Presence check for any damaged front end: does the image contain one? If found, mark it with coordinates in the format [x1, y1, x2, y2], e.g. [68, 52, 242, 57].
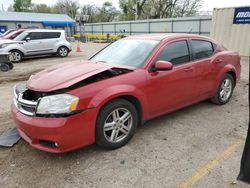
[13, 67, 132, 117]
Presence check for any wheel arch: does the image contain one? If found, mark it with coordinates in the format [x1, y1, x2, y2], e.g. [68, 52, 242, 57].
[9, 49, 24, 56]
[88, 85, 148, 125]
[57, 45, 69, 52]
[226, 70, 236, 86]
[100, 95, 143, 126]
[212, 65, 237, 96]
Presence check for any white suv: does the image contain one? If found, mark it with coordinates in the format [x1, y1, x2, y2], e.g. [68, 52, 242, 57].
[0, 29, 72, 62]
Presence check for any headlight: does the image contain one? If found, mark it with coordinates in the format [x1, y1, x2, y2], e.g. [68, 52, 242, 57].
[36, 94, 79, 115]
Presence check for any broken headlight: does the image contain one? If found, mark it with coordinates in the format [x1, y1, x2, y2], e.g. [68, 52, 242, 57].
[36, 94, 79, 115]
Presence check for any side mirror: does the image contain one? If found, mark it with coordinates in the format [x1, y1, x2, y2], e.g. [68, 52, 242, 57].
[25, 37, 31, 42]
[154, 60, 173, 71]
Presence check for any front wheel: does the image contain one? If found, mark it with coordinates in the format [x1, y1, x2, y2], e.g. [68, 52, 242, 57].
[10, 50, 22, 63]
[57, 46, 69, 57]
[210, 73, 234, 105]
[96, 99, 138, 149]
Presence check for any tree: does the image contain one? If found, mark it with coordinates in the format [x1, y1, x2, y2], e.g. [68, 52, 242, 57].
[13, 0, 32, 12]
[81, 4, 98, 23]
[32, 4, 52, 13]
[119, 0, 148, 20]
[81, 2, 119, 23]
[120, 0, 203, 20]
[7, 5, 14, 12]
[53, 0, 80, 19]
[174, 0, 202, 17]
[97, 2, 119, 22]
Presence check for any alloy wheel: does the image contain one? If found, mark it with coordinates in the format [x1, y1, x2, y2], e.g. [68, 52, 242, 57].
[220, 78, 232, 102]
[11, 51, 21, 62]
[59, 47, 68, 57]
[103, 108, 133, 143]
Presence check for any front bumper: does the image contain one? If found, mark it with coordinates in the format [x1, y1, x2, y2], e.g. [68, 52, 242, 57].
[11, 104, 97, 153]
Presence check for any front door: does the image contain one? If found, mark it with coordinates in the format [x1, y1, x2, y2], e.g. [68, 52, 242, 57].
[146, 40, 197, 117]
[21, 32, 43, 55]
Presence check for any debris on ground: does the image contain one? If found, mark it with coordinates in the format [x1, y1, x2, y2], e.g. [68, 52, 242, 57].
[0, 128, 21, 147]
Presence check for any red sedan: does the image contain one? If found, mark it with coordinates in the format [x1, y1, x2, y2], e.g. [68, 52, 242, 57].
[11, 34, 241, 153]
[1, 29, 26, 40]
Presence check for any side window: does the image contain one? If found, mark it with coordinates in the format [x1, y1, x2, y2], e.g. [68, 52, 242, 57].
[156, 40, 190, 66]
[190, 40, 214, 60]
[28, 32, 43, 40]
[51, 32, 61, 38]
[41, 32, 61, 39]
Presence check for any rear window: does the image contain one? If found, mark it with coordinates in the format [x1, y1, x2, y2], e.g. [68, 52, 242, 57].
[190, 40, 214, 60]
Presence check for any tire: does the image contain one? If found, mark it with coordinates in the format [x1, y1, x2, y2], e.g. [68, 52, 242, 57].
[96, 99, 138, 149]
[0, 64, 9, 72]
[10, 50, 23, 63]
[210, 73, 235, 105]
[6, 62, 13, 70]
[57, 46, 69, 57]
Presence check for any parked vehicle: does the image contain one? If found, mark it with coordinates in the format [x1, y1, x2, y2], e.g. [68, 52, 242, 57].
[0, 29, 16, 38]
[0, 29, 26, 40]
[11, 34, 241, 153]
[0, 29, 72, 62]
[0, 53, 14, 72]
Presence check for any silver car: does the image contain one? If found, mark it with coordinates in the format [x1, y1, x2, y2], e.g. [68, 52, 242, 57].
[0, 29, 72, 62]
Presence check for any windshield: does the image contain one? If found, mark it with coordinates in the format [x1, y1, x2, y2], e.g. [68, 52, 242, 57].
[90, 39, 159, 68]
[14, 32, 29, 41]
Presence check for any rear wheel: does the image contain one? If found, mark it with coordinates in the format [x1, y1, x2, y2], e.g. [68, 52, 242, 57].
[57, 46, 69, 57]
[96, 99, 138, 149]
[10, 50, 22, 63]
[210, 73, 234, 105]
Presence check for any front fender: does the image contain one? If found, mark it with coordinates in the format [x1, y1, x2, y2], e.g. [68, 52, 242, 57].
[88, 84, 149, 119]
[7, 45, 25, 54]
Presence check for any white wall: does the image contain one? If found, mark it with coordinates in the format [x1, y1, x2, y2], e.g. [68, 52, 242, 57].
[211, 7, 250, 57]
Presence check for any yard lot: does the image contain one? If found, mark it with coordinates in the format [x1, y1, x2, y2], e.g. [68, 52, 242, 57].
[0, 42, 249, 188]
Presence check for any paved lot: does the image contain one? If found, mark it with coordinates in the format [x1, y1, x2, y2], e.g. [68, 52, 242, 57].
[0, 42, 249, 188]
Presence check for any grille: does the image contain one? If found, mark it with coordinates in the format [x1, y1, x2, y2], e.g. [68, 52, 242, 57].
[13, 85, 38, 116]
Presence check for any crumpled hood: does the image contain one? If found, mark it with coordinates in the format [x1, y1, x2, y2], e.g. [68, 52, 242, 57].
[27, 60, 133, 92]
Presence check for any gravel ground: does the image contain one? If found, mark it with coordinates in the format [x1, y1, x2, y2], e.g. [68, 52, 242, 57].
[0, 42, 249, 188]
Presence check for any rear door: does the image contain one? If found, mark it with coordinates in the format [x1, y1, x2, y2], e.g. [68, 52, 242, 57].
[146, 40, 197, 117]
[40, 32, 61, 53]
[189, 39, 216, 97]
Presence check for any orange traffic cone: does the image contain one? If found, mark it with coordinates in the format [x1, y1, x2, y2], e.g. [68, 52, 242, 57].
[76, 41, 81, 52]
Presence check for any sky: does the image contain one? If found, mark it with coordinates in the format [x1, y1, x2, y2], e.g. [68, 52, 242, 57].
[0, 0, 249, 12]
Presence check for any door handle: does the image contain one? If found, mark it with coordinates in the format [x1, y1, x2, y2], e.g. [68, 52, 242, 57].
[215, 59, 223, 63]
[184, 67, 194, 72]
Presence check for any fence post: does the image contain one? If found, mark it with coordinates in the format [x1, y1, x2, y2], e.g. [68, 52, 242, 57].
[101, 24, 103, 34]
[114, 23, 116, 35]
[129, 22, 132, 35]
[171, 20, 174, 33]
[149, 21, 151, 33]
[199, 19, 202, 35]
[91, 25, 93, 34]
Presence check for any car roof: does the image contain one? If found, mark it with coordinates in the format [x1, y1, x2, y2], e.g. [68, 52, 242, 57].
[24, 29, 64, 33]
[125, 33, 213, 42]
